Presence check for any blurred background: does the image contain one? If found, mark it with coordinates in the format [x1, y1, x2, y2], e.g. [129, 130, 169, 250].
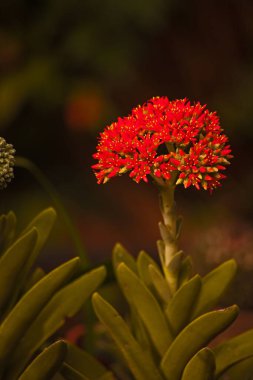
[1, 0, 253, 307]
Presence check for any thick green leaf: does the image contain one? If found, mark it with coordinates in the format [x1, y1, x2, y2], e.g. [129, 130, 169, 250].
[117, 263, 173, 356]
[148, 264, 171, 304]
[64, 342, 115, 380]
[19, 341, 67, 380]
[21, 207, 57, 253]
[161, 305, 239, 380]
[181, 348, 215, 380]
[191, 260, 237, 319]
[22, 267, 45, 293]
[6, 266, 106, 379]
[92, 293, 163, 380]
[112, 243, 138, 275]
[137, 250, 160, 291]
[165, 275, 201, 335]
[178, 256, 193, 287]
[61, 364, 88, 380]
[0, 228, 37, 314]
[214, 328, 253, 376]
[7, 208, 58, 310]
[217, 355, 253, 380]
[0, 211, 17, 252]
[0, 258, 79, 366]
[17, 208, 57, 282]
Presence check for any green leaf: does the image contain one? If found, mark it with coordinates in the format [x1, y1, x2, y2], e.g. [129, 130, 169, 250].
[181, 348, 215, 380]
[165, 275, 201, 335]
[0, 228, 37, 314]
[112, 243, 138, 275]
[117, 263, 173, 356]
[0, 258, 79, 367]
[8, 208, 57, 308]
[18, 207, 57, 276]
[19, 341, 67, 380]
[191, 260, 237, 320]
[148, 264, 171, 304]
[137, 250, 160, 291]
[22, 267, 45, 293]
[216, 355, 253, 380]
[0, 211, 17, 252]
[213, 328, 253, 376]
[160, 305, 239, 380]
[92, 293, 164, 380]
[6, 266, 106, 379]
[64, 342, 115, 380]
[61, 364, 88, 380]
[178, 256, 193, 287]
[21, 207, 57, 253]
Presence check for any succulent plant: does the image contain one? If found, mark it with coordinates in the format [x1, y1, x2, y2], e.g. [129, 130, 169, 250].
[0, 207, 107, 380]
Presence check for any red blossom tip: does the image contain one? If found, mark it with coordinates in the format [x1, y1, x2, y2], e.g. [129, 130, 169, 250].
[92, 96, 232, 191]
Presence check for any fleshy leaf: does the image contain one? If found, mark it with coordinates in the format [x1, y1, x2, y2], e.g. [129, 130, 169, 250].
[148, 264, 171, 304]
[165, 275, 201, 335]
[137, 250, 160, 291]
[213, 328, 253, 376]
[0, 211, 16, 253]
[92, 293, 164, 380]
[191, 260, 237, 320]
[0, 258, 79, 367]
[61, 364, 88, 380]
[6, 266, 106, 379]
[22, 267, 46, 293]
[112, 243, 138, 274]
[178, 256, 193, 287]
[0, 228, 37, 314]
[117, 263, 173, 356]
[64, 342, 115, 380]
[216, 355, 253, 380]
[18, 341, 67, 380]
[160, 305, 239, 380]
[181, 348, 216, 380]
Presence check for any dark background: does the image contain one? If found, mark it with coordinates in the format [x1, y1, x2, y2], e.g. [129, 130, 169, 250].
[1, 0, 253, 305]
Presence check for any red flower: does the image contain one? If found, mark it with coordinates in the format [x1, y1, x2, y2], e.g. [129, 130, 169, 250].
[92, 97, 232, 191]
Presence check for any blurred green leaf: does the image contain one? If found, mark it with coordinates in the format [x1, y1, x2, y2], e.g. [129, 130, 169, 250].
[216, 355, 253, 380]
[0, 257, 79, 367]
[181, 348, 215, 380]
[137, 250, 160, 291]
[178, 256, 193, 287]
[19, 341, 67, 380]
[214, 328, 253, 377]
[61, 364, 88, 380]
[92, 292, 163, 380]
[21, 207, 57, 255]
[117, 263, 173, 356]
[165, 275, 201, 335]
[0, 211, 16, 254]
[112, 243, 138, 275]
[22, 267, 46, 293]
[64, 342, 115, 380]
[161, 305, 239, 380]
[0, 228, 37, 315]
[6, 266, 106, 379]
[7, 208, 58, 308]
[191, 259, 237, 320]
[148, 264, 171, 304]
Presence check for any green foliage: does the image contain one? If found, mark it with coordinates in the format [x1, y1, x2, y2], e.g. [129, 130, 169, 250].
[92, 243, 253, 380]
[0, 208, 106, 380]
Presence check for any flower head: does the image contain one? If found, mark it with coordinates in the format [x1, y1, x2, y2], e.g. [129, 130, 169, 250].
[0, 137, 15, 189]
[92, 97, 232, 191]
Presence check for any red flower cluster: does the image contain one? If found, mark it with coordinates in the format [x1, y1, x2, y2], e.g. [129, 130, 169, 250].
[92, 97, 232, 191]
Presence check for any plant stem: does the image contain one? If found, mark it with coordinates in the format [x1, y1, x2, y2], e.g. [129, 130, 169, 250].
[155, 179, 183, 294]
[15, 156, 90, 269]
